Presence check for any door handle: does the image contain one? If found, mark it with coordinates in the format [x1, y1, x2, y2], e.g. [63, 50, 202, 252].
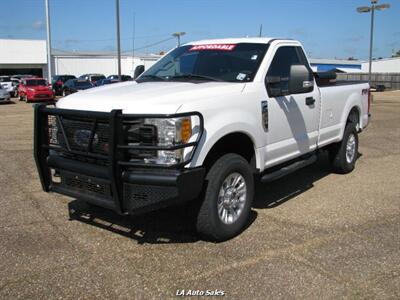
[305, 97, 315, 106]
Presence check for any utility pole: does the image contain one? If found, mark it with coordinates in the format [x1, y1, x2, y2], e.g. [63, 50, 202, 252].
[357, 0, 390, 83]
[116, 0, 121, 77]
[44, 0, 52, 82]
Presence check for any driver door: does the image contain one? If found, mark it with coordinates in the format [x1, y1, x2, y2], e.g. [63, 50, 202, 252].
[263, 45, 320, 168]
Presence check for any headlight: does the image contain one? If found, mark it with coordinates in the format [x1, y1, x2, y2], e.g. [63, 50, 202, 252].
[142, 117, 192, 165]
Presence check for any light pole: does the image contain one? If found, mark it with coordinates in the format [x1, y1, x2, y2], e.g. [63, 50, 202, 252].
[172, 32, 186, 47]
[357, 0, 390, 83]
[44, 0, 52, 82]
[115, 0, 121, 77]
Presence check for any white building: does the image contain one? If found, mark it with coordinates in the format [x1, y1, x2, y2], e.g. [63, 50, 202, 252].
[0, 38, 161, 78]
[0, 39, 48, 77]
[361, 57, 400, 73]
[52, 49, 160, 77]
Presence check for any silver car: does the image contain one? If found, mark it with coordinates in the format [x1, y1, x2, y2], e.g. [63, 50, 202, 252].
[0, 85, 11, 103]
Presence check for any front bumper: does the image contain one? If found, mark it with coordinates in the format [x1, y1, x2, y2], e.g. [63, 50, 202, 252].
[28, 93, 54, 101]
[34, 104, 205, 215]
[0, 95, 10, 102]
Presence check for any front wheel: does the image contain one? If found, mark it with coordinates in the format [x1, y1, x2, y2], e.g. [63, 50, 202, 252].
[196, 153, 254, 241]
[329, 122, 359, 174]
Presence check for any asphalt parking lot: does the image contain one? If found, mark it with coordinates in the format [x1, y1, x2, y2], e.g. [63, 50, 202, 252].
[0, 91, 399, 299]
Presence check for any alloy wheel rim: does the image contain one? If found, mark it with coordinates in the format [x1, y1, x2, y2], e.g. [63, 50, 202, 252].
[217, 172, 247, 225]
[346, 133, 356, 163]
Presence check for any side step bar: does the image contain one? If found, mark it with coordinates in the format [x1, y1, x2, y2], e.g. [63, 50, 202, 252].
[261, 154, 317, 183]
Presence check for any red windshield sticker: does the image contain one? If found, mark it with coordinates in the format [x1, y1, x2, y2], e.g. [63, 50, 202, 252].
[189, 44, 237, 51]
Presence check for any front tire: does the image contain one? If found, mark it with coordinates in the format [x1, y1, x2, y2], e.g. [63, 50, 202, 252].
[329, 122, 359, 174]
[196, 153, 254, 241]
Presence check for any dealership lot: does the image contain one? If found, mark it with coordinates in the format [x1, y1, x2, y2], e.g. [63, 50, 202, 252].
[0, 92, 399, 299]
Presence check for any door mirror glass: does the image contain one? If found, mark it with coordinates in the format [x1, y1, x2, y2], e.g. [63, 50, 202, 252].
[289, 65, 313, 94]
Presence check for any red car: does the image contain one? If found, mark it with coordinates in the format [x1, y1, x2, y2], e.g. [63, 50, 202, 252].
[18, 78, 54, 102]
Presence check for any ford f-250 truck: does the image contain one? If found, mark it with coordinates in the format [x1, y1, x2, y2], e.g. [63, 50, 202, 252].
[34, 38, 370, 241]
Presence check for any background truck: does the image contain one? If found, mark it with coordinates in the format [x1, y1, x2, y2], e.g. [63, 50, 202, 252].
[34, 37, 370, 241]
[0, 76, 17, 97]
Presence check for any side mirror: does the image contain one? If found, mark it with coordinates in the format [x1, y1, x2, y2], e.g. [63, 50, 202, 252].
[134, 65, 145, 79]
[289, 65, 313, 94]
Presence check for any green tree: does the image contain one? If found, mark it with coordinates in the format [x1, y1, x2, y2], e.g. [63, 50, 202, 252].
[393, 50, 400, 57]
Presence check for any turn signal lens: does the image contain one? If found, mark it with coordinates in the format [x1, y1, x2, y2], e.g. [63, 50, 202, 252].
[180, 118, 192, 143]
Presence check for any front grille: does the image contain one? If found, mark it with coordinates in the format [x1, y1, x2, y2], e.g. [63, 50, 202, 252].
[47, 115, 111, 156]
[46, 114, 159, 167]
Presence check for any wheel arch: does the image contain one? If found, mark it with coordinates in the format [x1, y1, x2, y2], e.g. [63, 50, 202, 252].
[197, 131, 259, 173]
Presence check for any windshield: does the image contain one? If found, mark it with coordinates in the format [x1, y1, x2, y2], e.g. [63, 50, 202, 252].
[0, 77, 11, 82]
[26, 79, 47, 86]
[138, 43, 269, 83]
[75, 81, 92, 88]
[91, 75, 105, 81]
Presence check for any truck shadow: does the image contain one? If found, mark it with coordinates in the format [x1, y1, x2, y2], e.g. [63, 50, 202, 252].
[253, 152, 332, 209]
[68, 151, 360, 244]
[68, 199, 258, 244]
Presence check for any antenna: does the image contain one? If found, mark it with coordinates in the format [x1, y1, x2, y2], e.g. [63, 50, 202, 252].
[259, 24, 263, 37]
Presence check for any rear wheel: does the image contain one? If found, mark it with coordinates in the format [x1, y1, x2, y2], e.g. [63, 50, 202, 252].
[196, 153, 254, 241]
[329, 122, 359, 174]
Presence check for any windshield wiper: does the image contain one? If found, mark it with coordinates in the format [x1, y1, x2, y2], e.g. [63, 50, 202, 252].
[170, 74, 224, 82]
[136, 74, 166, 82]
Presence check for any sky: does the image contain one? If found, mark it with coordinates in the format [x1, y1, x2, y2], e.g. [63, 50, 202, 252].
[0, 0, 399, 60]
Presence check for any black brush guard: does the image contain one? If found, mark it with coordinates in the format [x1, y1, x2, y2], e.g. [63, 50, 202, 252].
[34, 104, 205, 214]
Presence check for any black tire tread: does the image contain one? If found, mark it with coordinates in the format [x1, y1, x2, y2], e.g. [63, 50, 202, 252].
[330, 122, 358, 174]
[196, 153, 254, 241]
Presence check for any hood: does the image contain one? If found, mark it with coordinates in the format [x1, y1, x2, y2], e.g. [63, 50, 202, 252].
[56, 81, 245, 114]
[28, 85, 50, 91]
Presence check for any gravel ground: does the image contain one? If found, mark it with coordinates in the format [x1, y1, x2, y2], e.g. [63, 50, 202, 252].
[0, 91, 399, 299]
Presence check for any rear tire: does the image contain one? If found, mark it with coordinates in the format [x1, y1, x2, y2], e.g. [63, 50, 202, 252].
[329, 122, 359, 174]
[196, 153, 254, 242]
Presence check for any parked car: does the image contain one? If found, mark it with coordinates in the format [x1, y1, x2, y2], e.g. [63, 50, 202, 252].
[0, 85, 11, 103]
[78, 74, 105, 85]
[61, 79, 94, 96]
[34, 37, 371, 241]
[0, 76, 17, 97]
[107, 75, 132, 81]
[96, 78, 120, 86]
[52, 75, 77, 96]
[18, 78, 54, 102]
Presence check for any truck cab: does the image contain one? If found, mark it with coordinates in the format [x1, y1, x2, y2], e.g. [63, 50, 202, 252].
[34, 38, 370, 241]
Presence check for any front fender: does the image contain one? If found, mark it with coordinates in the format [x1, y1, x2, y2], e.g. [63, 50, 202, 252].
[187, 109, 263, 169]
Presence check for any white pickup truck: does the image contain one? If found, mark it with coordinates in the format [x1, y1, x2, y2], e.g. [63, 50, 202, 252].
[0, 76, 17, 97]
[34, 38, 370, 241]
